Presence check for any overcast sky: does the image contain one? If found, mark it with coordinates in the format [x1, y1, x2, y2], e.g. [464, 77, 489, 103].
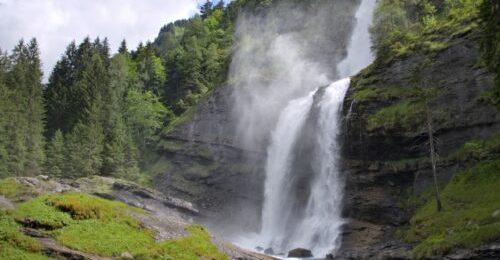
[0, 0, 228, 82]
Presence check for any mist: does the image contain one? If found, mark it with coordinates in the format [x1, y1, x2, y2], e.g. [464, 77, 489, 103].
[230, 0, 361, 152]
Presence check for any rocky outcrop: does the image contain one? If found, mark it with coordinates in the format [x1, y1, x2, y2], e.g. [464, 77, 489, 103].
[337, 32, 500, 259]
[155, 85, 267, 235]
[0, 175, 274, 260]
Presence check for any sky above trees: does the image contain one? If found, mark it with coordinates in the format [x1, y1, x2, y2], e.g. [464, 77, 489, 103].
[0, 0, 229, 81]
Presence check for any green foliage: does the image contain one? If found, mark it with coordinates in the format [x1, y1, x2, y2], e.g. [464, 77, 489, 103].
[155, 3, 232, 115]
[0, 39, 45, 177]
[367, 100, 426, 132]
[44, 130, 65, 176]
[353, 85, 420, 103]
[449, 133, 500, 161]
[135, 225, 228, 260]
[478, 0, 500, 108]
[125, 88, 171, 148]
[404, 158, 500, 258]
[371, 0, 483, 62]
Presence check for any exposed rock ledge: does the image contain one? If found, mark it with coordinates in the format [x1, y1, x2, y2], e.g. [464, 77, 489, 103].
[0, 175, 274, 260]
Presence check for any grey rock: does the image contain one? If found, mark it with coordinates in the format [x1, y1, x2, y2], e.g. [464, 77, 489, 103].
[338, 33, 499, 259]
[120, 252, 134, 259]
[492, 209, 500, 218]
[287, 248, 313, 258]
[0, 195, 14, 209]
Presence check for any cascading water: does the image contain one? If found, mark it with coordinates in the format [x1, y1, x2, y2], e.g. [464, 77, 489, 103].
[255, 0, 376, 257]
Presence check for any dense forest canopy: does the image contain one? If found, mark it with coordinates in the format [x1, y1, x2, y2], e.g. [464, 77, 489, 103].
[0, 0, 497, 182]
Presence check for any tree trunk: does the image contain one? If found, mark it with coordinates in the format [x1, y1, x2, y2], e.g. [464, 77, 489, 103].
[426, 101, 442, 211]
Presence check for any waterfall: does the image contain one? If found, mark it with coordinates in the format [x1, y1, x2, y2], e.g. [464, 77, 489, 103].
[256, 0, 376, 257]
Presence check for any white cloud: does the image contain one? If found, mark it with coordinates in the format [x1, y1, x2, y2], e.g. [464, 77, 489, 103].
[0, 0, 206, 81]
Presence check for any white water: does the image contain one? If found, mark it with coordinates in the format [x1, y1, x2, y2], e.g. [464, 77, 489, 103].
[255, 0, 376, 257]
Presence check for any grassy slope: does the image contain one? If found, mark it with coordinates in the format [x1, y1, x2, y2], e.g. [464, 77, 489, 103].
[0, 210, 50, 260]
[0, 192, 227, 259]
[402, 133, 500, 259]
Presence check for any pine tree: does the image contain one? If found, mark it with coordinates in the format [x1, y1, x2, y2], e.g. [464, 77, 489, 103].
[201, 1, 213, 19]
[45, 42, 78, 136]
[0, 49, 9, 177]
[4, 40, 30, 176]
[101, 54, 129, 176]
[23, 38, 45, 175]
[118, 39, 128, 55]
[45, 130, 65, 176]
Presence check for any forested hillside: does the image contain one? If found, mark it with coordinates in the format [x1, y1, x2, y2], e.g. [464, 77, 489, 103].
[0, 0, 282, 182]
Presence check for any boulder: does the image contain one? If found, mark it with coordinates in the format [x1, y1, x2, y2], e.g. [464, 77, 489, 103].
[287, 248, 313, 258]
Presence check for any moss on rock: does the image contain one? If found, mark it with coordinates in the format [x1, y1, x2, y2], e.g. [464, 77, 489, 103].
[404, 158, 500, 259]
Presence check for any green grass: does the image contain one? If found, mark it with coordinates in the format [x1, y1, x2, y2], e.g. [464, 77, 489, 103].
[54, 219, 155, 256]
[135, 225, 228, 260]
[0, 178, 29, 199]
[367, 100, 426, 132]
[0, 244, 51, 260]
[10, 192, 227, 259]
[0, 210, 50, 260]
[404, 158, 500, 259]
[14, 196, 74, 229]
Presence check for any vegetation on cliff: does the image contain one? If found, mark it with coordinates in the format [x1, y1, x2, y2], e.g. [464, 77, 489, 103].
[405, 157, 500, 258]
[346, 0, 500, 258]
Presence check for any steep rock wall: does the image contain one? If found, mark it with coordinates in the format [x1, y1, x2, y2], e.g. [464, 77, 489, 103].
[338, 32, 500, 259]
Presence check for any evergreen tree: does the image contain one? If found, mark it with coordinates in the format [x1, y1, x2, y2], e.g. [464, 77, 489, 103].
[135, 43, 166, 96]
[2, 39, 45, 176]
[201, 1, 214, 19]
[101, 54, 129, 176]
[45, 130, 65, 176]
[45, 42, 78, 136]
[0, 49, 9, 177]
[118, 39, 128, 55]
[23, 38, 45, 175]
[64, 119, 103, 177]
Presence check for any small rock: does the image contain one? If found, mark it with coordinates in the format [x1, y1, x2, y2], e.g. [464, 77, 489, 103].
[492, 209, 500, 218]
[255, 246, 264, 251]
[0, 196, 14, 210]
[264, 247, 274, 255]
[326, 253, 335, 259]
[37, 175, 50, 181]
[288, 248, 313, 258]
[121, 252, 133, 259]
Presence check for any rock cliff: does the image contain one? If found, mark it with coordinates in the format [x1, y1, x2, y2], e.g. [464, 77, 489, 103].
[337, 32, 500, 259]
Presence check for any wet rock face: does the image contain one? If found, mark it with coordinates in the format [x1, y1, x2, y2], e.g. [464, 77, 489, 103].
[337, 34, 500, 259]
[287, 248, 313, 258]
[155, 85, 267, 235]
